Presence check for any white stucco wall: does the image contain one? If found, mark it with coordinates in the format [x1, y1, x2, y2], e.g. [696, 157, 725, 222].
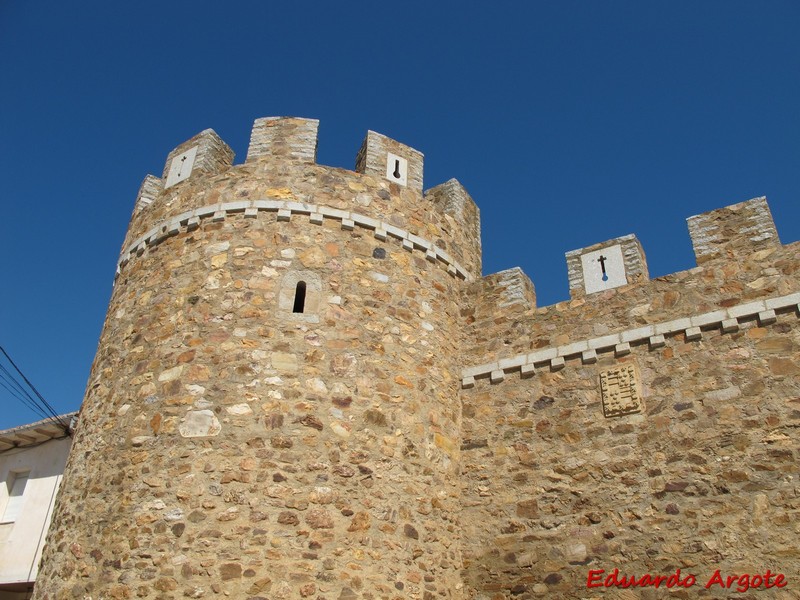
[0, 437, 71, 587]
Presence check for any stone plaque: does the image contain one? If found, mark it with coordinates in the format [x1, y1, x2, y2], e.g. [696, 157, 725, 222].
[599, 364, 642, 418]
[385, 152, 408, 186]
[165, 146, 198, 188]
[580, 244, 627, 294]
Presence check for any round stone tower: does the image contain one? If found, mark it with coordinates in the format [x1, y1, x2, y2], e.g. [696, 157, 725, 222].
[33, 117, 482, 599]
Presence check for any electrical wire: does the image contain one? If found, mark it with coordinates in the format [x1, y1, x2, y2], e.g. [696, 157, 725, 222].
[0, 362, 51, 420]
[1, 346, 65, 422]
[0, 374, 50, 421]
[0, 345, 70, 431]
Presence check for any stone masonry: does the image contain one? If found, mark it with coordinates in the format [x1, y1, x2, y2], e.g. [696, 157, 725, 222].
[32, 117, 799, 599]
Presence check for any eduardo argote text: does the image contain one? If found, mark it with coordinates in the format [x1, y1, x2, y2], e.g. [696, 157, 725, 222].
[587, 568, 787, 593]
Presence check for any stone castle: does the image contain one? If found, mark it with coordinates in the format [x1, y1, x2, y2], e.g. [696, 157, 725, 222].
[32, 118, 799, 599]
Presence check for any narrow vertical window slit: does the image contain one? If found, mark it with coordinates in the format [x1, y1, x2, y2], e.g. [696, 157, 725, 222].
[293, 281, 307, 313]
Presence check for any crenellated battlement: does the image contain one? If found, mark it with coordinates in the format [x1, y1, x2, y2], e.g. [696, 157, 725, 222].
[461, 195, 798, 387]
[124, 116, 482, 280]
[136, 117, 430, 204]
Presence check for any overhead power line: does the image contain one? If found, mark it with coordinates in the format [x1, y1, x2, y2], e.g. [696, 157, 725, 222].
[0, 345, 70, 432]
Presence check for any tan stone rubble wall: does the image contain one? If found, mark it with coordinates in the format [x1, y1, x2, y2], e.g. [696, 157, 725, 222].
[459, 205, 799, 598]
[33, 120, 481, 600]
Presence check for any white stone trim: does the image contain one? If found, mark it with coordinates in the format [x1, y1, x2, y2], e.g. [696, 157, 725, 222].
[461, 291, 800, 387]
[117, 199, 473, 282]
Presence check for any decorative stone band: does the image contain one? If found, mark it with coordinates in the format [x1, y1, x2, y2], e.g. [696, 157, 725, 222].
[116, 199, 473, 282]
[461, 291, 800, 388]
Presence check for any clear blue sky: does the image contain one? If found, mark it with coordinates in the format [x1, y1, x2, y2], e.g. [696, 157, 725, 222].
[1, 1, 798, 429]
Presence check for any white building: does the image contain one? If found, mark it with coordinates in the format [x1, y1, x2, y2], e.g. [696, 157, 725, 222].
[0, 415, 75, 600]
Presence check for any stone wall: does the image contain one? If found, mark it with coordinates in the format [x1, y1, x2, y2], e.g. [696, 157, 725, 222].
[459, 200, 799, 598]
[31, 117, 799, 600]
[33, 118, 481, 600]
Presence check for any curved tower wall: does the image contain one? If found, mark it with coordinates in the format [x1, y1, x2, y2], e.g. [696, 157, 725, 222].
[33, 117, 481, 599]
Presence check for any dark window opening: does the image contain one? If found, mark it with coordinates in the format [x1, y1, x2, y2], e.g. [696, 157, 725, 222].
[392, 159, 402, 179]
[292, 281, 307, 313]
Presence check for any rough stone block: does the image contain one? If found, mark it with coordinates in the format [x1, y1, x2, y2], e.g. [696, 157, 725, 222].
[687, 197, 780, 264]
[721, 318, 740, 333]
[685, 326, 702, 341]
[134, 175, 163, 212]
[425, 179, 482, 277]
[614, 342, 631, 357]
[246, 117, 319, 164]
[758, 309, 777, 325]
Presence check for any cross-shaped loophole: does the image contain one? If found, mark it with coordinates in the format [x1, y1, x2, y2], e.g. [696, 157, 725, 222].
[598, 255, 609, 281]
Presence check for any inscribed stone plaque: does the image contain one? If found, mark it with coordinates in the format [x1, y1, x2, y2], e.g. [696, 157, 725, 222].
[599, 364, 642, 418]
[165, 146, 198, 188]
[385, 152, 408, 186]
[581, 244, 627, 294]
